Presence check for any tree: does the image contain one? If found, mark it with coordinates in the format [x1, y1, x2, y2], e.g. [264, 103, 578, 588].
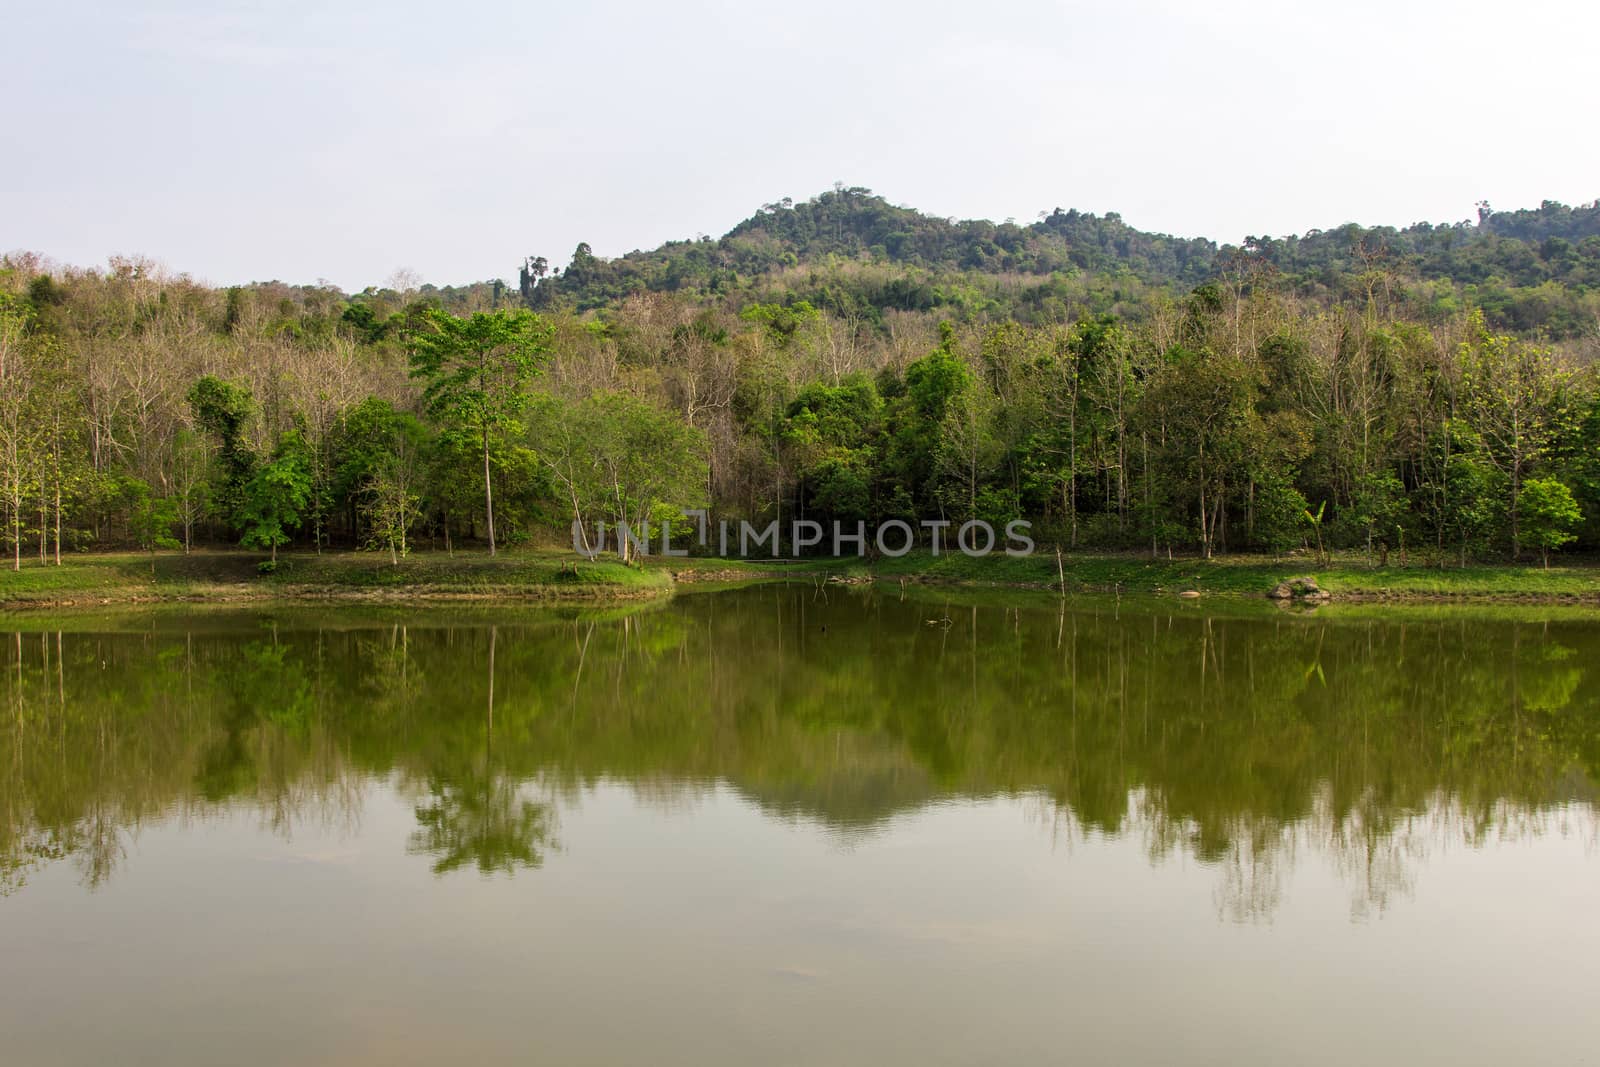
[36, 359, 85, 567]
[0, 298, 41, 571]
[285, 336, 366, 554]
[119, 477, 180, 573]
[526, 392, 608, 555]
[1137, 348, 1257, 559]
[1520, 478, 1581, 568]
[237, 432, 313, 564]
[1442, 450, 1502, 567]
[409, 309, 552, 556]
[1075, 317, 1138, 535]
[778, 375, 882, 526]
[0, 411, 35, 571]
[187, 376, 256, 527]
[170, 428, 213, 553]
[334, 398, 422, 544]
[934, 380, 1001, 521]
[1021, 326, 1084, 546]
[1349, 470, 1408, 565]
[1253, 478, 1309, 556]
[1457, 314, 1574, 559]
[361, 419, 428, 565]
[529, 392, 708, 562]
[888, 322, 972, 515]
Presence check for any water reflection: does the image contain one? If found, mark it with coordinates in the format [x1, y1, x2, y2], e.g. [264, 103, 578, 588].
[3, 588, 1598, 918]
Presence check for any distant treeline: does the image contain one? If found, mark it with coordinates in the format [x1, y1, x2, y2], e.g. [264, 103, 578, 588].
[521, 188, 1600, 340]
[1, 188, 1597, 568]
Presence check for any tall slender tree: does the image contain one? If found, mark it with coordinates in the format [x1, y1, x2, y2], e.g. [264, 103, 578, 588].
[409, 309, 551, 555]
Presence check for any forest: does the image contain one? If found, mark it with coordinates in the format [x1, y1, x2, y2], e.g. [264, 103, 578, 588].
[1, 187, 1598, 571]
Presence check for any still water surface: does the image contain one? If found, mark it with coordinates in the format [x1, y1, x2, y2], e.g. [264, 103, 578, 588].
[2, 586, 1598, 1065]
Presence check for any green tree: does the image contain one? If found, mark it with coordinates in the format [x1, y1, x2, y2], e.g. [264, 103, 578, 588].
[362, 419, 429, 565]
[1017, 327, 1083, 545]
[588, 392, 709, 562]
[409, 309, 552, 555]
[1442, 449, 1502, 566]
[934, 379, 1001, 521]
[1136, 349, 1258, 558]
[1520, 478, 1581, 568]
[780, 375, 882, 525]
[0, 297, 41, 570]
[1457, 315, 1575, 559]
[238, 431, 313, 564]
[529, 392, 707, 562]
[117, 476, 180, 573]
[186, 376, 256, 527]
[333, 397, 430, 550]
[887, 323, 972, 513]
[1349, 470, 1408, 565]
[1253, 478, 1309, 556]
[170, 428, 213, 553]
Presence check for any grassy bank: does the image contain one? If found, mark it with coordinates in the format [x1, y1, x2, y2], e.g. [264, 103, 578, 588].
[0, 549, 670, 608]
[664, 549, 1600, 601]
[5, 547, 1600, 609]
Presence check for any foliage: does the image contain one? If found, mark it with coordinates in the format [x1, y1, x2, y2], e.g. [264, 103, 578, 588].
[1254, 478, 1310, 556]
[238, 432, 313, 562]
[187, 375, 256, 524]
[409, 308, 552, 555]
[3, 189, 1600, 567]
[115, 476, 181, 557]
[527, 391, 708, 562]
[1520, 478, 1582, 567]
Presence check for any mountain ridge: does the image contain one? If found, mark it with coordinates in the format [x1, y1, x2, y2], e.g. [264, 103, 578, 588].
[514, 187, 1600, 338]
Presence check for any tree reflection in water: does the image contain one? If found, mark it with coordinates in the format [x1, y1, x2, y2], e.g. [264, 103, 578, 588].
[3, 588, 1598, 917]
[409, 774, 557, 876]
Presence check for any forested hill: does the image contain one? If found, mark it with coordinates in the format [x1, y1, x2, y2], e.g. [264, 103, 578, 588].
[519, 187, 1600, 338]
[5, 185, 1600, 571]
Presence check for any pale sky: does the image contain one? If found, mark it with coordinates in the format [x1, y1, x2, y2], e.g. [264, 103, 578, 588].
[6, 0, 1597, 291]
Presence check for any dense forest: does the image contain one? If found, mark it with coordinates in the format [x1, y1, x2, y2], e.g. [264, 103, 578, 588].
[2, 188, 1598, 569]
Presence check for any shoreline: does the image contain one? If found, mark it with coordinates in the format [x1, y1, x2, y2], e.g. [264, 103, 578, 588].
[3, 548, 1600, 611]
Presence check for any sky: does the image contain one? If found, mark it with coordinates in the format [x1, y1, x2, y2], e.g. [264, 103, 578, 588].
[6, 0, 1598, 291]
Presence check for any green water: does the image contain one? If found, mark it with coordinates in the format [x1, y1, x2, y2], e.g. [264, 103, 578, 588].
[2, 586, 1598, 1065]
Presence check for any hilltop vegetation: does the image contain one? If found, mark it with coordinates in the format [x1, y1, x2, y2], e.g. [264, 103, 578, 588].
[1, 187, 1598, 579]
[521, 187, 1600, 339]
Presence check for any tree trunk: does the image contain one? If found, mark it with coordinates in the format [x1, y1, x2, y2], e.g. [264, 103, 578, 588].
[1144, 432, 1155, 560]
[1510, 465, 1521, 561]
[1068, 407, 1078, 549]
[482, 426, 496, 556]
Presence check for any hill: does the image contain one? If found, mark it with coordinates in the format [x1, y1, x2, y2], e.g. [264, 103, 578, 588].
[519, 187, 1600, 338]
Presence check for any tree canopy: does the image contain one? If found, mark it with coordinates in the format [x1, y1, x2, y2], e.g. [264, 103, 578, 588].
[0, 188, 1597, 568]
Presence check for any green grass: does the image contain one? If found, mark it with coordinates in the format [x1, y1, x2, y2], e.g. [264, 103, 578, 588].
[0, 548, 671, 608]
[5, 546, 1599, 609]
[660, 547, 1600, 600]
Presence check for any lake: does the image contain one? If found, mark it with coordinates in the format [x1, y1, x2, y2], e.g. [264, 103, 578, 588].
[2, 585, 1597, 1065]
